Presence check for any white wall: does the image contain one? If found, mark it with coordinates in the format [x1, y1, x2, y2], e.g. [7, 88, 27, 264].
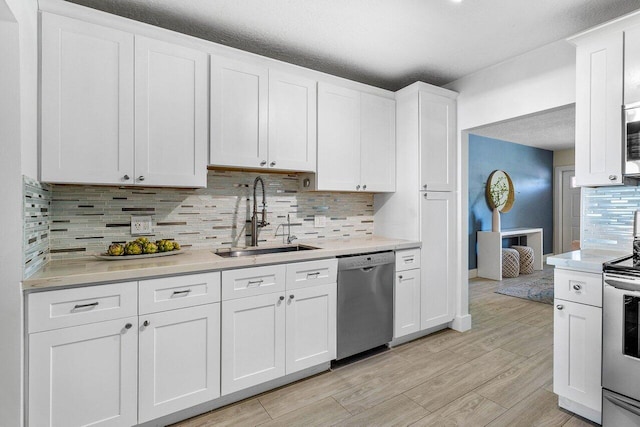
[1, 1, 38, 426]
[445, 40, 576, 327]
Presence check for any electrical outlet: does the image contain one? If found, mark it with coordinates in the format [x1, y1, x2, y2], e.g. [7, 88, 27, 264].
[131, 216, 153, 236]
[314, 215, 326, 228]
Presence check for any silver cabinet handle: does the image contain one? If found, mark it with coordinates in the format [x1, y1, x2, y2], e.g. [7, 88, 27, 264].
[248, 279, 264, 286]
[398, 275, 403, 280]
[125, 323, 132, 329]
[270, 161, 276, 167]
[279, 296, 285, 301]
[572, 284, 582, 291]
[172, 289, 191, 296]
[123, 174, 130, 181]
[138, 176, 145, 182]
[289, 294, 295, 299]
[363, 184, 367, 190]
[356, 185, 361, 190]
[424, 193, 428, 199]
[143, 320, 150, 327]
[556, 304, 564, 310]
[423, 184, 427, 189]
[307, 272, 321, 278]
[609, 175, 617, 181]
[74, 302, 99, 310]
[260, 160, 267, 166]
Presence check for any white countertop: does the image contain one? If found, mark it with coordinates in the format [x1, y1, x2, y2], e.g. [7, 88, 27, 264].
[546, 249, 628, 273]
[23, 236, 420, 291]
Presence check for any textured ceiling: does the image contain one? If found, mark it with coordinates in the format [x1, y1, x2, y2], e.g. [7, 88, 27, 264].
[64, 0, 640, 90]
[470, 104, 576, 151]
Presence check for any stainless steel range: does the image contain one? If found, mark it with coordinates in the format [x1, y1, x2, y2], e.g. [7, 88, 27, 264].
[603, 255, 640, 425]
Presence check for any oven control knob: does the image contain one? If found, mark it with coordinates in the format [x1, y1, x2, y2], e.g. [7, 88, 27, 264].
[556, 304, 564, 310]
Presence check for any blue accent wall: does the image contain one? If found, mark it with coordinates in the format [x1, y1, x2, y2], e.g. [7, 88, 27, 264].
[469, 134, 553, 269]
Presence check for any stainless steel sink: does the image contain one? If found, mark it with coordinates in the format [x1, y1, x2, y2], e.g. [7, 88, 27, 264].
[214, 244, 319, 258]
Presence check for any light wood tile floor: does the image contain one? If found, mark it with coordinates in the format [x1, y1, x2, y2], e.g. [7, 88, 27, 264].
[174, 268, 599, 426]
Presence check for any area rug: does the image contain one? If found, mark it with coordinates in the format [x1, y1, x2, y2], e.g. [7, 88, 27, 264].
[495, 270, 554, 305]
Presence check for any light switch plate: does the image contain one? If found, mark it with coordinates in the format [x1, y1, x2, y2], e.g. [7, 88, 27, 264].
[131, 216, 153, 236]
[314, 215, 326, 228]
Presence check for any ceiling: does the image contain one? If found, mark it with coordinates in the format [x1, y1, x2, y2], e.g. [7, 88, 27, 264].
[469, 104, 576, 151]
[65, 0, 640, 91]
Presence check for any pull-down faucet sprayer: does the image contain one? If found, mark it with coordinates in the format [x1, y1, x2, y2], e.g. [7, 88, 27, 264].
[251, 176, 268, 246]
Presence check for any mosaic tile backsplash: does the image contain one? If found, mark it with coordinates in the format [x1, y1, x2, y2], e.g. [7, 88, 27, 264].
[23, 176, 52, 278]
[48, 170, 374, 260]
[582, 186, 640, 251]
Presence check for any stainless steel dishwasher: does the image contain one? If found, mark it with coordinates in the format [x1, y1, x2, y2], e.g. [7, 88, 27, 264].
[336, 251, 395, 360]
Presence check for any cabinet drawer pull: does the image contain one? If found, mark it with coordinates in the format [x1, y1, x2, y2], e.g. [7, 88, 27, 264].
[398, 275, 404, 280]
[609, 175, 618, 181]
[172, 289, 191, 296]
[556, 304, 564, 310]
[403, 256, 414, 263]
[247, 279, 264, 286]
[143, 320, 150, 327]
[572, 284, 583, 291]
[260, 160, 267, 166]
[125, 323, 132, 329]
[279, 296, 285, 301]
[307, 272, 321, 278]
[73, 302, 99, 310]
[270, 161, 276, 167]
[289, 294, 295, 300]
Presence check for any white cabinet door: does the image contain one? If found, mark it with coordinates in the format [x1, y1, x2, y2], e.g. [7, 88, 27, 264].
[420, 191, 456, 330]
[625, 25, 640, 105]
[317, 83, 361, 191]
[419, 91, 456, 192]
[575, 32, 623, 186]
[394, 269, 421, 338]
[268, 70, 317, 172]
[135, 36, 208, 188]
[360, 93, 396, 192]
[221, 292, 285, 395]
[29, 317, 138, 427]
[40, 13, 134, 185]
[554, 299, 602, 412]
[138, 304, 220, 423]
[285, 283, 336, 374]
[210, 56, 268, 168]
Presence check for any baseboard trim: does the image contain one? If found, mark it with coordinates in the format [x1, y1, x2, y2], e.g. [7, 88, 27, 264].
[558, 395, 601, 424]
[450, 314, 472, 332]
[468, 269, 478, 279]
[389, 324, 449, 347]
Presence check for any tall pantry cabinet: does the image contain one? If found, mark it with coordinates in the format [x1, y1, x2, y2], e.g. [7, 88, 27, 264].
[374, 82, 458, 338]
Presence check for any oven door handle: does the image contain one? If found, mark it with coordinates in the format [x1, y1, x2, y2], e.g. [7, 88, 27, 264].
[605, 279, 640, 292]
[605, 392, 640, 417]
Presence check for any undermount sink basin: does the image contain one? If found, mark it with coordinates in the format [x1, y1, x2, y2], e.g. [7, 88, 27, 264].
[214, 244, 319, 258]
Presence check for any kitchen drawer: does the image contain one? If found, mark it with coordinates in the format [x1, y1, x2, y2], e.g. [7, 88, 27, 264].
[28, 282, 138, 333]
[139, 272, 221, 314]
[395, 248, 421, 272]
[554, 268, 602, 307]
[222, 265, 286, 300]
[286, 258, 338, 290]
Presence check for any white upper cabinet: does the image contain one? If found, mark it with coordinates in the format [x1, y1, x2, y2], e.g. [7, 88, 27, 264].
[315, 82, 396, 193]
[268, 70, 317, 172]
[41, 13, 135, 185]
[361, 93, 396, 192]
[210, 59, 317, 172]
[41, 13, 208, 187]
[317, 83, 362, 191]
[210, 56, 269, 169]
[419, 91, 456, 192]
[625, 25, 640, 105]
[135, 36, 208, 187]
[574, 32, 624, 186]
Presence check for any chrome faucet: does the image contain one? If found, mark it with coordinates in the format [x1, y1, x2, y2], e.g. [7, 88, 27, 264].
[251, 176, 269, 246]
[286, 214, 298, 244]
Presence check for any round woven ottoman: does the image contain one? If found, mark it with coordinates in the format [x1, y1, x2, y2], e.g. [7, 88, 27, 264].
[512, 245, 534, 275]
[502, 248, 520, 278]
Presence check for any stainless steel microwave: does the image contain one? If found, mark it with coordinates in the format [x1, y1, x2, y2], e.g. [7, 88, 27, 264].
[626, 104, 640, 175]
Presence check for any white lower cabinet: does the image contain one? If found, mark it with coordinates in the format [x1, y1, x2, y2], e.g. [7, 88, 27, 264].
[286, 283, 337, 374]
[28, 317, 139, 427]
[138, 303, 221, 423]
[554, 298, 602, 416]
[394, 269, 421, 338]
[221, 292, 286, 395]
